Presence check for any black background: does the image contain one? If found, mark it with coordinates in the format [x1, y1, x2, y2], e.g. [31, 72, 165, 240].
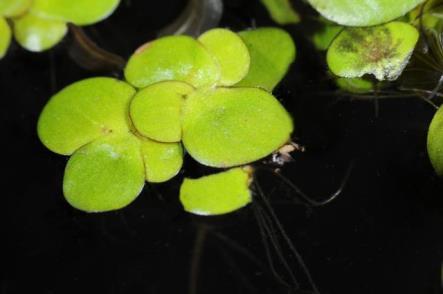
[2, 0, 443, 293]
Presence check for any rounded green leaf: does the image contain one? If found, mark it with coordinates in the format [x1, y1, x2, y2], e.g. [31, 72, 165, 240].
[180, 167, 252, 216]
[124, 35, 220, 89]
[236, 28, 296, 91]
[260, 0, 300, 25]
[306, 0, 425, 27]
[140, 137, 183, 183]
[0, 0, 31, 17]
[327, 22, 419, 81]
[13, 13, 67, 52]
[427, 107, 443, 176]
[38, 77, 135, 155]
[336, 77, 374, 94]
[0, 17, 11, 58]
[312, 23, 342, 51]
[198, 28, 250, 86]
[30, 0, 120, 26]
[182, 87, 293, 168]
[63, 133, 145, 213]
[129, 81, 193, 142]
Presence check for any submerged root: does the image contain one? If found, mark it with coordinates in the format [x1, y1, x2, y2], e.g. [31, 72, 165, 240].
[252, 180, 322, 294]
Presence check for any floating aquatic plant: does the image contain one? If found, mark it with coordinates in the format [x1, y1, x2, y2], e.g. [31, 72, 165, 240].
[335, 77, 375, 94]
[38, 77, 184, 212]
[312, 20, 342, 51]
[129, 81, 194, 143]
[0, 16, 10, 58]
[236, 28, 296, 91]
[302, 0, 425, 98]
[409, 0, 443, 32]
[198, 28, 250, 86]
[38, 27, 296, 213]
[327, 21, 419, 81]
[124, 35, 220, 89]
[306, 0, 425, 27]
[428, 106, 443, 176]
[0, 0, 119, 57]
[180, 167, 253, 216]
[260, 0, 300, 25]
[182, 87, 293, 167]
[303, 0, 443, 183]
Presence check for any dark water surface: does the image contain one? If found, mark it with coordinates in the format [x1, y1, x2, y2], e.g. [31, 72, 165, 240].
[2, 1, 443, 293]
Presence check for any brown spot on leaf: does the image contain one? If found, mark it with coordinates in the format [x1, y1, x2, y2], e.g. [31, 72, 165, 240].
[338, 26, 400, 64]
[101, 126, 113, 135]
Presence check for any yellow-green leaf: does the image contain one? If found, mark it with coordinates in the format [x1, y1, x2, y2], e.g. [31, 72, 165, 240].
[38, 77, 135, 155]
[307, 0, 425, 27]
[336, 77, 374, 93]
[13, 13, 67, 52]
[182, 87, 293, 167]
[129, 81, 193, 142]
[30, 0, 120, 26]
[236, 28, 296, 91]
[327, 21, 419, 81]
[124, 35, 220, 89]
[198, 28, 250, 86]
[261, 0, 300, 25]
[0, 17, 11, 58]
[312, 23, 342, 51]
[140, 137, 184, 183]
[63, 133, 145, 213]
[180, 167, 252, 216]
[0, 0, 31, 17]
[427, 107, 443, 176]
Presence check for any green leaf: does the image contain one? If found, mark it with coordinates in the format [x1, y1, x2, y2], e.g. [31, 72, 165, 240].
[38, 77, 135, 155]
[179, 167, 252, 216]
[124, 35, 220, 89]
[129, 81, 193, 143]
[260, 0, 300, 25]
[427, 107, 443, 176]
[140, 137, 184, 183]
[336, 77, 374, 93]
[0, 0, 31, 17]
[182, 87, 293, 168]
[306, 0, 425, 26]
[409, 0, 443, 31]
[327, 21, 419, 81]
[312, 23, 342, 51]
[13, 13, 67, 52]
[198, 28, 250, 86]
[30, 0, 120, 26]
[0, 17, 11, 58]
[236, 28, 296, 91]
[63, 133, 145, 213]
